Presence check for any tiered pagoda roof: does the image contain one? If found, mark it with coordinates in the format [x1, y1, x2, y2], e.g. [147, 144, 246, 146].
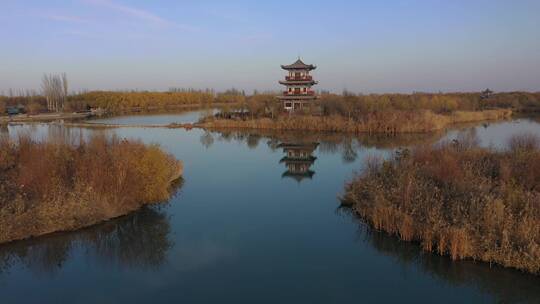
[282, 170, 315, 182]
[281, 59, 316, 71]
[277, 142, 319, 151]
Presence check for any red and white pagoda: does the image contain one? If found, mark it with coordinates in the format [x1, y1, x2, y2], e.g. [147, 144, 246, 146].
[277, 58, 318, 112]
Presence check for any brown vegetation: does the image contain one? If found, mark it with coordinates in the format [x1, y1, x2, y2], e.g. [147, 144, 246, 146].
[2, 90, 538, 117]
[205, 91, 532, 134]
[341, 133, 540, 274]
[25, 101, 46, 115]
[67, 90, 219, 113]
[317, 91, 540, 114]
[214, 91, 539, 119]
[0, 95, 47, 114]
[201, 109, 512, 134]
[0, 133, 182, 244]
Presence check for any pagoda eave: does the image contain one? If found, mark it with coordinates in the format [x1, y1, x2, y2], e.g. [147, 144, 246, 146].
[277, 142, 319, 149]
[282, 170, 315, 182]
[279, 80, 318, 85]
[279, 156, 317, 163]
[281, 65, 316, 71]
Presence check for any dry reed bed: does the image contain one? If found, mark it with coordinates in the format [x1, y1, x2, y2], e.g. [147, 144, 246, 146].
[200, 109, 512, 134]
[0, 134, 182, 244]
[342, 133, 540, 274]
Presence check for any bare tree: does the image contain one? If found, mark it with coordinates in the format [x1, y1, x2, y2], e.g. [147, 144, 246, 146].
[62, 73, 68, 98]
[42, 73, 68, 112]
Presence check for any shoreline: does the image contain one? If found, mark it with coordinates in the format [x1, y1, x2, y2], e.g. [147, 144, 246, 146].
[0, 103, 232, 124]
[199, 109, 513, 134]
[0, 173, 183, 246]
[4, 109, 515, 134]
[0, 111, 93, 123]
[0, 176, 183, 246]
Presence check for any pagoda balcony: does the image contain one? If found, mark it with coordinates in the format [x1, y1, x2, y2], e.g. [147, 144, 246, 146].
[283, 91, 316, 96]
[285, 75, 313, 81]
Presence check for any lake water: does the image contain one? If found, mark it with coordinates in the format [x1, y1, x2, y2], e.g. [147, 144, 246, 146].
[1, 116, 539, 303]
[88, 109, 216, 125]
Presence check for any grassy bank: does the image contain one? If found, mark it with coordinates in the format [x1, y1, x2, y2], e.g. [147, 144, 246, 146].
[341, 133, 540, 274]
[0, 134, 182, 244]
[201, 109, 512, 134]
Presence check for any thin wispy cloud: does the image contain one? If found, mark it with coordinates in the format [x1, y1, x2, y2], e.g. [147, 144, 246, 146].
[42, 14, 89, 23]
[83, 0, 197, 31]
[62, 29, 99, 39]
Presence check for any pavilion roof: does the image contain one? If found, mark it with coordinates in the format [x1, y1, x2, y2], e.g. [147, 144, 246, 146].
[281, 59, 316, 70]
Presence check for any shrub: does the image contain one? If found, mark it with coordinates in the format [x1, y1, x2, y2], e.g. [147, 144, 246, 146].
[26, 101, 46, 114]
[342, 133, 540, 274]
[0, 133, 183, 244]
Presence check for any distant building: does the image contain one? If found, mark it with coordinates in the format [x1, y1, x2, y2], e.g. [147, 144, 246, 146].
[278, 142, 319, 182]
[6, 104, 24, 116]
[480, 88, 494, 99]
[277, 58, 318, 112]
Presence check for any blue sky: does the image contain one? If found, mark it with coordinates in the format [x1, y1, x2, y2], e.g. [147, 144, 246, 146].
[1, 0, 539, 93]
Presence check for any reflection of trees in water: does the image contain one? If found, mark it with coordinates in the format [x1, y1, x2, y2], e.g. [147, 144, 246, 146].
[0, 124, 8, 136]
[338, 208, 540, 303]
[246, 134, 261, 149]
[203, 129, 446, 164]
[0, 176, 182, 278]
[340, 138, 357, 163]
[266, 138, 280, 151]
[200, 131, 214, 149]
[529, 115, 540, 124]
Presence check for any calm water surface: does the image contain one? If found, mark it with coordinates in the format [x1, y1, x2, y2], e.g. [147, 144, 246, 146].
[1, 116, 539, 303]
[89, 109, 216, 125]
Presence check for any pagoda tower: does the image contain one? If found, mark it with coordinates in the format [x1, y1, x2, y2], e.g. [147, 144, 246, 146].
[277, 58, 318, 112]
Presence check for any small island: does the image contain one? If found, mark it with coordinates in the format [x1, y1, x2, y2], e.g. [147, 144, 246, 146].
[0, 134, 182, 244]
[341, 133, 540, 274]
[199, 59, 532, 134]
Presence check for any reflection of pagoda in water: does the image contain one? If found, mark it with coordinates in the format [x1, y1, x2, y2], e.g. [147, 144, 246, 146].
[278, 142, 319, 182]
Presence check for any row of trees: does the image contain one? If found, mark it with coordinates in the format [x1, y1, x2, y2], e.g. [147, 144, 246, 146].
[2, 83, 540, 116]
[214, 91, 540, 122]
[41, 73, 68, 112]
[0, 73, 68, 115]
